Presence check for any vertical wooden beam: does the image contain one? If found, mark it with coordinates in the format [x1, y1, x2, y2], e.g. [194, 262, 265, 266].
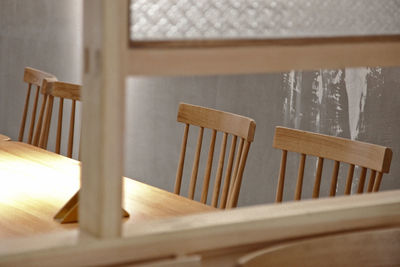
[80, 0, 126, 238]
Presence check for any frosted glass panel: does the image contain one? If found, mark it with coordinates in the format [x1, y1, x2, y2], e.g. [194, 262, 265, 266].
[130, 0, 400, 41]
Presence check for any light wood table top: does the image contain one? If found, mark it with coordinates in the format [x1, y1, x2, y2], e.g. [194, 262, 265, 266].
[0, 134, 10, 141]
[0, 141, 215, 238]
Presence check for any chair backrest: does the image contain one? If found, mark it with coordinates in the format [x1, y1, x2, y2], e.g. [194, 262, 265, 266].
[38, 78, 81, 158]
[273, 126, 392, 202]
[237, 228, 400, 267]
[174, 103, 256, 209]
[19, 67, 57, 145]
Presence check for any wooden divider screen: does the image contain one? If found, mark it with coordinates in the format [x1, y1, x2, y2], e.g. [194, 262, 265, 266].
[1, 0, 400, 266]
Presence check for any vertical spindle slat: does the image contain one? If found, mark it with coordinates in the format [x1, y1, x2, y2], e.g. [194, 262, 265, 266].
[373, 172, 383, 192]
[357, 167, 367, 193]
[19, 84, 32, 142]
[275, 150, 288, 203]
[294, 153, 306, 201]
[39, 95, 54, 149]
[174, 124, 189, 194]
[188, 127, 204, 199]
[211, 132, 228, 208]
[33, 95, 48, 146]
[219, 135, 237, 209]
[56, 98, 64, 154]
[67, 100, 75, 158]
[229, 138, 244, 194]
[201, 130, 217, 204]
[367, 170, 376, 193]
[226, 141, 251, 208]
[312, 157, 324, 198]
[345, 164, 355, 195]
[44, 96, 55, 149]
[27, 86, 40, 144]
[329, 161, 340, 196]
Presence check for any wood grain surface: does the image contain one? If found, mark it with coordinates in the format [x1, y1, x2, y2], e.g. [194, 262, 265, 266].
[0, 141, 215, 238]
[237, 227, 400, 267]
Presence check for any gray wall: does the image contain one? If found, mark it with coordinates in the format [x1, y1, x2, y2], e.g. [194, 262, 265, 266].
[0, 0, 82, 158]
[125, 68, 400, 207]
[1, 2, 399, 207]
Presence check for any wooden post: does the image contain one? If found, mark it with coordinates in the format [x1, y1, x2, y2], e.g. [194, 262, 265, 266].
[80, 0, 126, 238]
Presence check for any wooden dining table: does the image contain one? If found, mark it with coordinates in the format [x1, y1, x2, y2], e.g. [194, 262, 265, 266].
[0, 141, 216, 239]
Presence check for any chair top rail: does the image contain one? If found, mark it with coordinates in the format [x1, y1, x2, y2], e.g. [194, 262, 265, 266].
[23, 67, 57, 87]
[177, 102, 256, 141]
[273, 126, 392, 173]
[42, 79, 81, 101]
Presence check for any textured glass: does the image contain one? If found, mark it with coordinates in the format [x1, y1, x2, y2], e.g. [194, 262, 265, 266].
[130, 0, 400, 41]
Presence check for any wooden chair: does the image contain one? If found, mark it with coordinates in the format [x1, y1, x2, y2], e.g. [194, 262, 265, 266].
[237, 228, 400, 267]
[174, 103, 256, 209]
[273, 126, 392, 202]
[19, 67, 57, 145]
[38, 78, 81, 158]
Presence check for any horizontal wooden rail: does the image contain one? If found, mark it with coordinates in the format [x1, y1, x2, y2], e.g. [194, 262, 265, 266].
[1, 189, 399, 266]
[125, 38, 400, 76]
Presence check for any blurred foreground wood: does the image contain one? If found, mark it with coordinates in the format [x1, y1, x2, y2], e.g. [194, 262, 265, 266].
[0, 189, 399, 266]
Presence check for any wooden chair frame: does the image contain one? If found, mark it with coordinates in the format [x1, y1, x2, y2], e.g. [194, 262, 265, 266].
[273, 126, 393, 202]
[174, 103, 256, 209]
[19, 67, 57, 146]
[38, 78, 81, 158]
